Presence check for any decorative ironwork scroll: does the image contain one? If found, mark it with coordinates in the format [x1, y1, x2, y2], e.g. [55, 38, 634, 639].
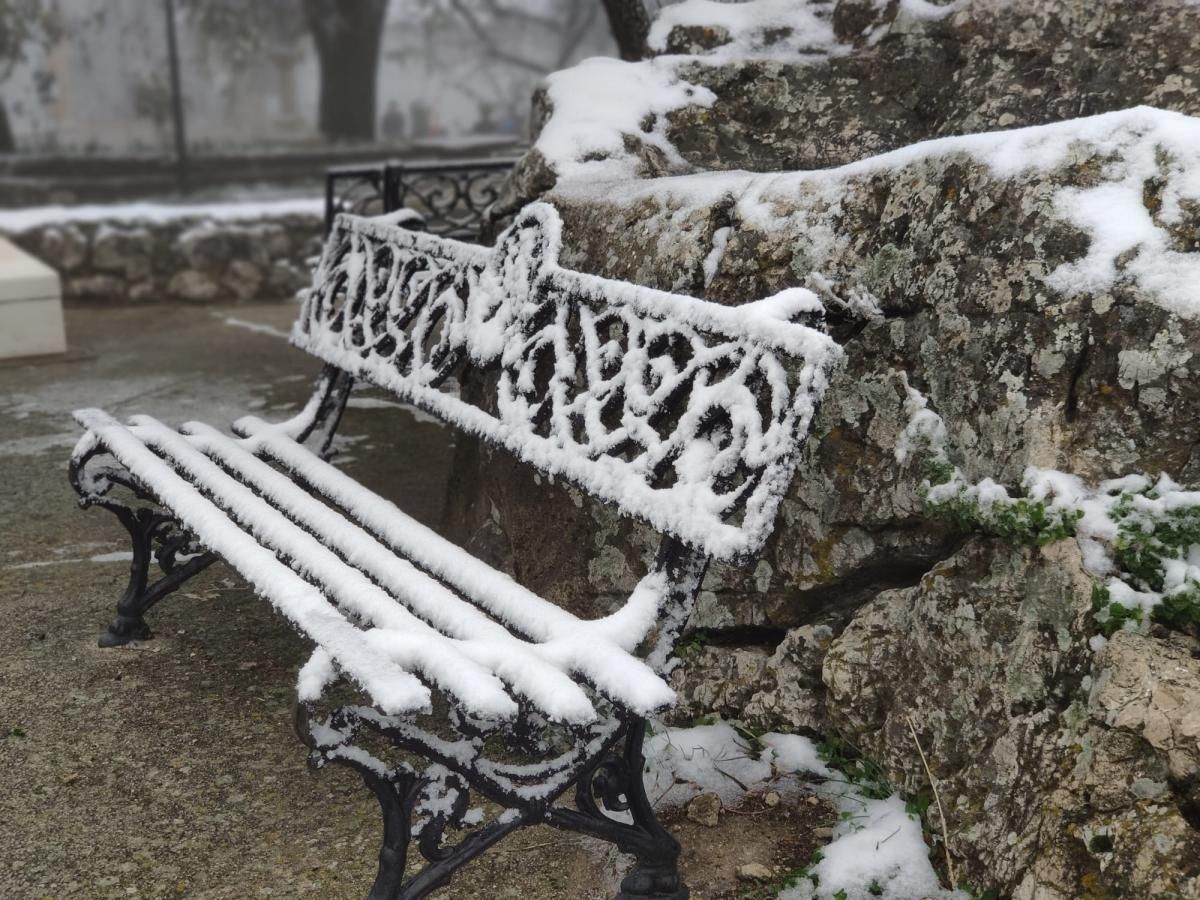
[297, 202, 841, 561]
[297, 696, 686, 900]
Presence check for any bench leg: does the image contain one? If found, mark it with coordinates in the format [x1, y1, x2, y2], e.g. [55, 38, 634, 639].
[550, 718, 688, 900]
[611, 720, 688, 900]
[98, 506, 217, 648]
[361, 768, 420, 900]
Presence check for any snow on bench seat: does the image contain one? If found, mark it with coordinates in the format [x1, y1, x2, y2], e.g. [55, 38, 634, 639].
[73, 408, 677, 723]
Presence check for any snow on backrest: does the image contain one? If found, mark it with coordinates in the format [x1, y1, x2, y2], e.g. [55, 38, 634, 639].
[292, 203, 842, 561]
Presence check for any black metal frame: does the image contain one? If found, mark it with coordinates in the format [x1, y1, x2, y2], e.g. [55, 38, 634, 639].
[324, 156, 520, 241]
[69, 445, 218, 646]
[287, 531, 706, 900]
[296, 707, 688, 900]
[70, 363, 707, 899]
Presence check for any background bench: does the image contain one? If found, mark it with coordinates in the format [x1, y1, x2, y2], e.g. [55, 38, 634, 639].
[324, 156, 521, 240]
[69, 202, 840, 899]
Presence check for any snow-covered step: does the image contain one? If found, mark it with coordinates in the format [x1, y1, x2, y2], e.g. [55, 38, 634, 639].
[0, 238, 66, 360]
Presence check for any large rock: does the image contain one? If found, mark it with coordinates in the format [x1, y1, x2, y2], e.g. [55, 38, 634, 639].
[823, 538, 1200, 898]
[661, 0, 1200, 174]
[458, 107, 1200, 638]
[445, 2, 1200, 894]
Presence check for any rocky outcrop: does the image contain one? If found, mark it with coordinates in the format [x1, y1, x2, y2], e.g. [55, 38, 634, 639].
[506, 0, 1200, 207]
[448, 1, 1200, 894]
[462, 107, 1200, 633]
[2, 212, 321, 304]
[660, 0, 1200, 174]
[824, 538, 1200, 897]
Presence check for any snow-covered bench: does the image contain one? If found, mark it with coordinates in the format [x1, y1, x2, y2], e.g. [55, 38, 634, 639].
[68, 203, 840, 900]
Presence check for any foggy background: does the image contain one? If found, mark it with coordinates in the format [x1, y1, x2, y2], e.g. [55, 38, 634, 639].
[0, 0, 683, 205]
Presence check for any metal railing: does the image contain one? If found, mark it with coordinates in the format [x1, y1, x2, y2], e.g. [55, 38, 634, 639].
[325, 156, 521, 242]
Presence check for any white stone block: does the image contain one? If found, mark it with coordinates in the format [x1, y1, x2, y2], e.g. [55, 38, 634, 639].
[0, 237, 66, 359]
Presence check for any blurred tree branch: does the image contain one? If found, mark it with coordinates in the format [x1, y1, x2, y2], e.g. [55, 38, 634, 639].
[442, 0, 601, 74]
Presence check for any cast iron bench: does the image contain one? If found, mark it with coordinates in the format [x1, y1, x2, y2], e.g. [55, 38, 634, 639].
[68, 202, 840, 900]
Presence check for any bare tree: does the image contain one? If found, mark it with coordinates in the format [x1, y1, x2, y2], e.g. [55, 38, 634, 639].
[442, 0, 602, 74]
[184, 0, 389, 142]
[0, 0, 63, 152]
[601, 0, 650, 61]
[302, 0, 390, 141]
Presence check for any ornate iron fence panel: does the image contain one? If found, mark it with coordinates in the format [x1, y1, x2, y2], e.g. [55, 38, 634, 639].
[325, 156, 520, 242]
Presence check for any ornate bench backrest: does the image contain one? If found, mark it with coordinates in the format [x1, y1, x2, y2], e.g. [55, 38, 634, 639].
[292, 203, 841, 561]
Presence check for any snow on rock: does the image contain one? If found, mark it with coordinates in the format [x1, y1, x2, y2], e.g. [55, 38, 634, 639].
[0, 197, 323, 233]
[551, 106, 1200, 321]
[898, 384, 1200, 629]
[537, 57, 716, 182]
[647, 0, 846, 64]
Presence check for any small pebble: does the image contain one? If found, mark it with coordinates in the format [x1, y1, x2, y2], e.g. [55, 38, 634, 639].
[736, 863, 773, 882]
[764, 791, 781, 807]
[686, 791, 722, 828]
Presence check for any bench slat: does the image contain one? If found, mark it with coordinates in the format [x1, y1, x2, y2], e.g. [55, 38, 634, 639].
[78, 410, 682, 720]
[237, 415, 659, 650]
[73, 408, 432, 716]
[120, 414, 536, 722]
[192, 422, 676, 720]
[228, 420, 681, 714]
[177, 421, 655, 721]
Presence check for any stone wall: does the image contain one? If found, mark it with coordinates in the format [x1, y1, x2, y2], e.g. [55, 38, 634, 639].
[1, 213, 322, 304]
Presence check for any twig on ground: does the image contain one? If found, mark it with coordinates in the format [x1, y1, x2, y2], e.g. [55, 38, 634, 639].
[711, 764, 750, 792]
[518, 840, 565, 852]
[906, 713, 956, 888]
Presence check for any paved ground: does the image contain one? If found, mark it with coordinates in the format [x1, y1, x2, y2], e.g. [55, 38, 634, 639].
[0, 304, 827, 899]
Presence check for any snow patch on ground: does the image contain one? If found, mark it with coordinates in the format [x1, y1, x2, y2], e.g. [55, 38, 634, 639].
[645, 722, 959, 899]
[0, 431, 82, 456]
[7, 549, 133, 570]
[346, 396, 443, 427]
[219, 316, 293, 341]
[781, 790, 961, 900]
